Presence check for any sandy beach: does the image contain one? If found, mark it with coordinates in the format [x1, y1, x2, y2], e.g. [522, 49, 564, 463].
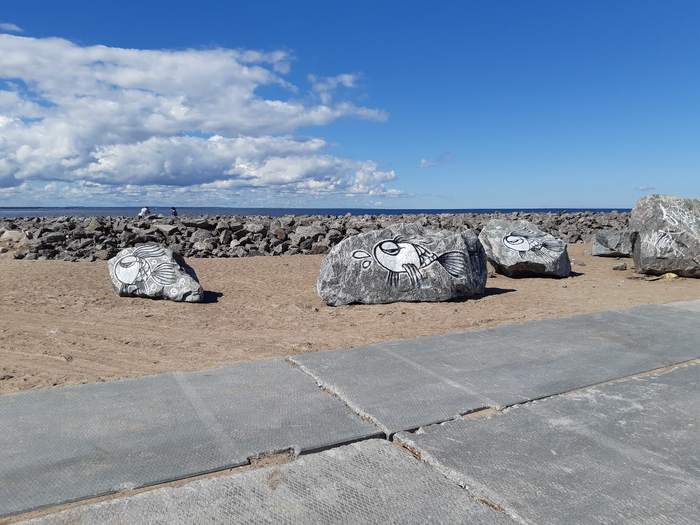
[1, 243, 699, 394]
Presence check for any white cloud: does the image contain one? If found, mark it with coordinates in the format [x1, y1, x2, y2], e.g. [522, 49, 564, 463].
[0, 23, 23, 33]
[0, 34, 396, 203]
[308, 73, 359, 104]
[419, 152, 454, 169]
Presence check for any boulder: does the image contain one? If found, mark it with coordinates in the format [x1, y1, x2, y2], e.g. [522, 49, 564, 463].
[0, 230, 28, 245]
[108, 243, 204, 302]
[154, 224, 179, 235]
[478, 219, 571, 277]
[591, 230, 633, 257]
[317, 223, 487, 306]
[244, 222, 267, 234]
[630, 195, 700, 277]
[289, 224, 326, 246]
[190, 229, 213, 243]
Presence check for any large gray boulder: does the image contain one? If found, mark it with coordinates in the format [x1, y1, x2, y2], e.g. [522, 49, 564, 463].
[479, 219, 571, 278]
[630, 195, 700, 277]
[317, 224, 487, 306]
[108, 243, 204, 302]
[591, 230, 633, 257]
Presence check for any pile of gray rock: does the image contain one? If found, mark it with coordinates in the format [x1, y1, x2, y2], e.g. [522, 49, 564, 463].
[0, 211, 629, 261]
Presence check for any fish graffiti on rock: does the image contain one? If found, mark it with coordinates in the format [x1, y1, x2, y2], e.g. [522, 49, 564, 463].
[352, 236, 469, 287]
[113, 243, 178, 293]
[645, 203, 699, 257]
[501, 229, 563, 264]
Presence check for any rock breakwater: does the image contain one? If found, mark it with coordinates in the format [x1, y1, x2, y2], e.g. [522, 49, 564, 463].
[0, 211, 629, 261]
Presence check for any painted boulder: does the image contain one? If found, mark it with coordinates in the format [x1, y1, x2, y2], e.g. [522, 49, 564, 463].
[478, 219, 571, 277]
[591, 230, 632, 257]
[630, 195, 700, 277]
[317, 223, 487, 306]
[108, 243, 204, 302]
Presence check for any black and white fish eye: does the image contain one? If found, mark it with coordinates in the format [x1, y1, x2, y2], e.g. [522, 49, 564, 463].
[504, 234, 526, 246]
[378, 240, 401, 255]
[117, 258, 139, 268]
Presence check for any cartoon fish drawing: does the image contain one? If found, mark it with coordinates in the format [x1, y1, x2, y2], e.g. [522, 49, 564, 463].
[502, 230, 562, 263]
[353, 236, 469, 287]
[113, 244, 178, 290]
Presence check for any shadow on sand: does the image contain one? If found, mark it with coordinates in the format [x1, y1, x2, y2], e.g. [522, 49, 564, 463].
[481, 287, 517, 297]
[448, 287, 516, 302]
[201, 291, 224, 303]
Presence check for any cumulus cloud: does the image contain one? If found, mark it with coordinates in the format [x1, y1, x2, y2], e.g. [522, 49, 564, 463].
[0, 23, 22, 33]
[0, 34, 396, 204]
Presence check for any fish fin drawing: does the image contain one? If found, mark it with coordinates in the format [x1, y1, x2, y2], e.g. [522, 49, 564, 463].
[437, 251, 469, 278]
[536, 250, 556, 263]
[150, 262, 178, 286]
[541, 239, 564, 250]
[133, 243, 167, 258]
[386, 270, 400, 287]
[403, 263, 423, 287]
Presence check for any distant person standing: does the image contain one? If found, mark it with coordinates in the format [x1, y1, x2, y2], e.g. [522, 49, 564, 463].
[138, 206, 150, 218]
[170, 207, 178, 217]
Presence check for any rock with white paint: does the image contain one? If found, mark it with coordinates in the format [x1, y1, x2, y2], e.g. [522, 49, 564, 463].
[591, 230, 633, 257]
[108, 243, 204, 302]
[630, 195, 700, 277]
[478, 219, 571, 277]
[317, 223, 487, 306]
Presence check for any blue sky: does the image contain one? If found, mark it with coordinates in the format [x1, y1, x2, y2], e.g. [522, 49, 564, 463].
[1, 1, 699, 208]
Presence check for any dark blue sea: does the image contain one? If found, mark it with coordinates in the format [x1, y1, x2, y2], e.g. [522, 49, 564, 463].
[0, 207, 630, 218]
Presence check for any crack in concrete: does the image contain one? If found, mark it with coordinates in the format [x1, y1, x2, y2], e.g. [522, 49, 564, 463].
[286, 355, 390, 436]
[391, 436, 530, 524]
[9, 355, 697, 523]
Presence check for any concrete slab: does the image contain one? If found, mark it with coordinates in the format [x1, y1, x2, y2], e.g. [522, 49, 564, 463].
[21, 440, 513, 525]
[291, 305, 700, 434]
[0, 360, 381, 518]
[396, 364, 700, 525]
[664, 298, 700, 313]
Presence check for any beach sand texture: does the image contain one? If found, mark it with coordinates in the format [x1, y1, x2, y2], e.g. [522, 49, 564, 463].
[1, 243, 699, 394]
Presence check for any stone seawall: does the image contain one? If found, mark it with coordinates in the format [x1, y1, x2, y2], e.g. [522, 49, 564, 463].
[0, 211, 629, 261]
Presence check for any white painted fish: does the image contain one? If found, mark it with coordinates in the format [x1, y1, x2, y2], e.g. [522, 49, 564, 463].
[502, 230, 563, 262]
[353, 236, 469, 287]
[113, 244, 177, 289]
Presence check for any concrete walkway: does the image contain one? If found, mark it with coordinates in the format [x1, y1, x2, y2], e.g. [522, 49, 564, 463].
[2, 300, 698, 523]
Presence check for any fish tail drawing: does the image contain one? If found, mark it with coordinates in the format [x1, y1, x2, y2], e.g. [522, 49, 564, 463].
[133, 243, 167, 258]
[437, 251, 469, 278]
[149, 262, 178, 286]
